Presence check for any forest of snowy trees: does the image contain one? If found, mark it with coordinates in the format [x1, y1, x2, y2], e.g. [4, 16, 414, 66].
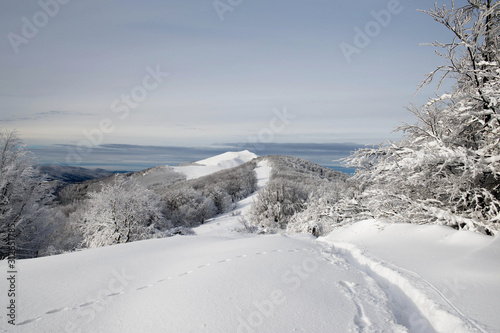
[0, 0, 499, 260]
[0, 133, 260, 258]
[248, 155, 347, 234]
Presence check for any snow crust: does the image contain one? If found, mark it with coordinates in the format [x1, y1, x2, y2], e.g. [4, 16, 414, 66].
[174, 150, 258, 180]
[1, 159, 498, 333]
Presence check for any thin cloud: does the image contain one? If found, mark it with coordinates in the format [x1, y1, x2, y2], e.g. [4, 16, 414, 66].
[0, 111, 94, 122]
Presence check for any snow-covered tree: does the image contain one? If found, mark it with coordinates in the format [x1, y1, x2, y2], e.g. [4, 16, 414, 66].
[286, 181, 354, 236]
[163, 188, 217, 227]
[345, 1, 500, 235]
[251, 178, 309, 229]
[250, 156, 348, 232]
[0, 130, 53, 258]
[203, 186, 234, 214]
[74, 176, 167, 248]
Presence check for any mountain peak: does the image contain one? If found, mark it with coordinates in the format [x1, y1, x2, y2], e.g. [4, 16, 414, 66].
[174, 150, 258, 180]
[196, 150, 258, 168]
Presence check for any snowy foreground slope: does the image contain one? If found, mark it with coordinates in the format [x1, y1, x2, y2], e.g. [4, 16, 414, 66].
[1, 160, 499, 333]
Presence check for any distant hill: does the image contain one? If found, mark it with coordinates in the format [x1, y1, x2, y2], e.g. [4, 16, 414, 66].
[52, 151, 351, 216]
[173, 150, 258, 180]
[54, 151, 259, 205]
[38, 165, 125, 184]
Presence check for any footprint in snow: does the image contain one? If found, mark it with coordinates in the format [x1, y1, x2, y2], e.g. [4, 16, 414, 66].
[17, 317, 42, 325]
[338, 281, 373, 331]
[45, 307, 69, 314]
[107, 291, 124, 297]
[136, 285, 154, 290]
[79, 301, 96, 307]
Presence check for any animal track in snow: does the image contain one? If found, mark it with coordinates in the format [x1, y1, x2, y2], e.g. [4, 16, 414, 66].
[45, 307, 69, 314]
[16, 247, 312, 327]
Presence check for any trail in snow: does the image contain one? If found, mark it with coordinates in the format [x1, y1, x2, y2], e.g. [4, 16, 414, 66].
[321, 221, 500, 333]
[322, 242, 485, 333]
[193, 159, 270, 237]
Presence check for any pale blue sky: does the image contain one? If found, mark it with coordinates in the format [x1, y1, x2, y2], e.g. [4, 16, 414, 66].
[1, 0, 457, 153]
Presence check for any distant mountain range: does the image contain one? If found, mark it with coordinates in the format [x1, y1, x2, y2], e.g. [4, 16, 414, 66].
[38, 165, 128, 184]
[39, 151, 354, 186]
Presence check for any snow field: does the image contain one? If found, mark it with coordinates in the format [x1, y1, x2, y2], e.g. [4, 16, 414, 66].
[2, 235, 406, 332]
[1, 157, 498, 333]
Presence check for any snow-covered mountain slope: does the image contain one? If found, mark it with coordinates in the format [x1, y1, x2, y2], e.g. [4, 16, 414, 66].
[174, 150, 258, 180]
[58, 150, 258, 202]
[1, 159, 499, 333]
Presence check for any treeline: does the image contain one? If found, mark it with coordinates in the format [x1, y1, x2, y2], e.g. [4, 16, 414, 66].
[248, 155, 348, 235]
[161, 162, 257, 227]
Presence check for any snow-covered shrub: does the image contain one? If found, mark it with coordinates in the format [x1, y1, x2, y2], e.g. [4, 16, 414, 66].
[286, 181, 354, 236]
[251, 178, 309, 229]
[236, 216, 259, 234]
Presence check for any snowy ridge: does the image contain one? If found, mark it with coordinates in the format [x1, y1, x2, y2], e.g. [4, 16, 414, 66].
[195, 159, 271, 236]
[325, 242, 487, 333]
[196, 150, 257, 168]
[173, 150, 258, 180]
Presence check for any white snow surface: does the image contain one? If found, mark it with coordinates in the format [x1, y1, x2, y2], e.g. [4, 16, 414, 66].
[173, 150, 258, 180]
[1, 159, 499, 333]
